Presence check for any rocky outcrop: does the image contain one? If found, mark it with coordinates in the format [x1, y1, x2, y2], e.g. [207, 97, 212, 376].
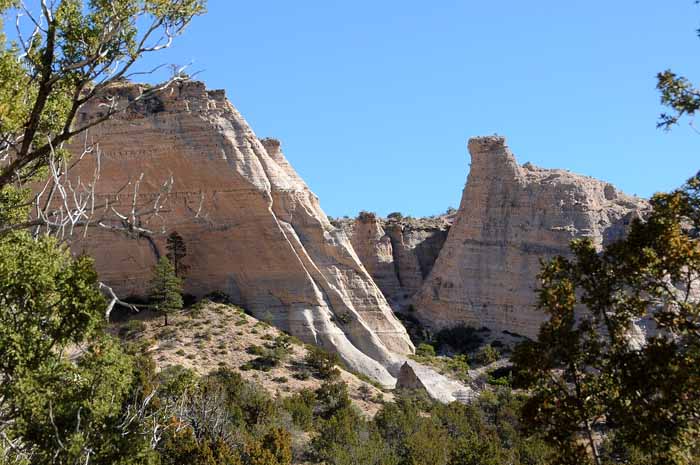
[413, 136, 647, 339]
[348, 213, 403, 304]
[385, 218, 450, 301]
[338, 214, 451, 309]
[66, 80, 414, 386]
[396, 360, 474, 403]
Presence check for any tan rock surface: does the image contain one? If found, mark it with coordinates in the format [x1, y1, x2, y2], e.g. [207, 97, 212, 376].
[413, 136, 648, 338]
[339, 214, 450, 309]
[396, 360, 474, 404]
[66, 81, 414, 386]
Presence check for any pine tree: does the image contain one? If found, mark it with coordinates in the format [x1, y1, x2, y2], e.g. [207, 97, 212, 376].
[512, 174, 700, 465]
[149, 257, 183, 326]
[166, 231, 189, 277]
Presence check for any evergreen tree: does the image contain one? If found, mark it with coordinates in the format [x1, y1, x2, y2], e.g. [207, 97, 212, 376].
[166, 230, 189, 277]
[512, 174, 700, 465]
[149, 257, 183, 325]
[0, 0, 205, 459]
[656, 2, 700, 129]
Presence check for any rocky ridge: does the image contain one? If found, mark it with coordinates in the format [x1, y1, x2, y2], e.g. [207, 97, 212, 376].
[66, 81, 414, 386]
[413, 136, 648, 338]
[334, 213, 452, 309]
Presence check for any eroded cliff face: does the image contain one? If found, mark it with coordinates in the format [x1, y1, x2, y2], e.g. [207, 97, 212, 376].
[413, 136, 648, 338]
[66, 81, 414, 386]
[338, 214, 451, 309]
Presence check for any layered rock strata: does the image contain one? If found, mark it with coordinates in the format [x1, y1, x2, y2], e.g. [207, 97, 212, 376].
[66, 81, 414, 386]
[338, 214, 451, 308]
[413, 136, 647, 338]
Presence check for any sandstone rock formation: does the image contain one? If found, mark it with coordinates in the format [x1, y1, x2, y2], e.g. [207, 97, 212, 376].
[396, 360, 474, 404]
[66, 80, 414, 386]
[413, 136, 647, 339]
[338, 214, 451, 309]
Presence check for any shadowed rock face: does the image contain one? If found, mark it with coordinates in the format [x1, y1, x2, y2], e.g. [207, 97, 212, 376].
[413, 136, 648, 338]
[66, 81, 414, 386]
[339, 215, 451, 309]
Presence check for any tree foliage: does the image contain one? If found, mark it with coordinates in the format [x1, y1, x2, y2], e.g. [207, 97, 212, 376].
[0, 1, 204, 461]
[0, 0, 206, 199]
[166, 231, 189, 277]
[656, 2, 700, 129]
[148, 257, 183, 325]
[513, 174, 700, 465]
[0, 232, 156, 464]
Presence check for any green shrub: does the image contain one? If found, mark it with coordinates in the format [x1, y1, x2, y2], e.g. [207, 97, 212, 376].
[293, 370, 311, 381]
[281, 389, 316, 431]
[305, 346, 341, 380]
[444, 354, 471, 381]
[358, 384, 373, 402]
[315, 381, 352, 420]
[474, 345, 500, 366]
[273, 334, 293, 351]
[262, 427, 292, 465]
[245, 344, 289, 372]
[247, 345, 266, 356]
[487, 366, 513, 386]
[416, 343, 436, 357]
[159, 365, 197, 393]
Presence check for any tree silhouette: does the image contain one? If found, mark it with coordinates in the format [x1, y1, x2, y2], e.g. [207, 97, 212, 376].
[166, 231, 189, 278]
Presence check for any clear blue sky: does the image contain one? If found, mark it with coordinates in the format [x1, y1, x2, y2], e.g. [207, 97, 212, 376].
[142, 1, 698, 217]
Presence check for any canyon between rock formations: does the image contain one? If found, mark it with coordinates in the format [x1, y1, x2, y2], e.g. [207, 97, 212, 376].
[64, 80, 647, 396]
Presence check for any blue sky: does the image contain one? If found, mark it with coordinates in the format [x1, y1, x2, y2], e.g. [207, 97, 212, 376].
[139, 2, 697, 217]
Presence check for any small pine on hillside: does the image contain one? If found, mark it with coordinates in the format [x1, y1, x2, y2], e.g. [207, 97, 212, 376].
[166, 230, 189, 277]
[149, 257, 183, 325]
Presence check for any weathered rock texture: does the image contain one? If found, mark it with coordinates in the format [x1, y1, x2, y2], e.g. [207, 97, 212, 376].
[337, 214, 451, 309]
[413, 136, 647, 338]
[67, 81, 414, 386]
[396, 360, 474, 404]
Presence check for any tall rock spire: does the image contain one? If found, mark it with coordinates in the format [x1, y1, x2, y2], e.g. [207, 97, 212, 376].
[413, 136, 647, 338]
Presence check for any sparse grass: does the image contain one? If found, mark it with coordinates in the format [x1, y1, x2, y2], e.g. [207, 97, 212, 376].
[119, 319, 146, 339]
[112, 299, 388, 416]
[157, 326, 178, 340]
